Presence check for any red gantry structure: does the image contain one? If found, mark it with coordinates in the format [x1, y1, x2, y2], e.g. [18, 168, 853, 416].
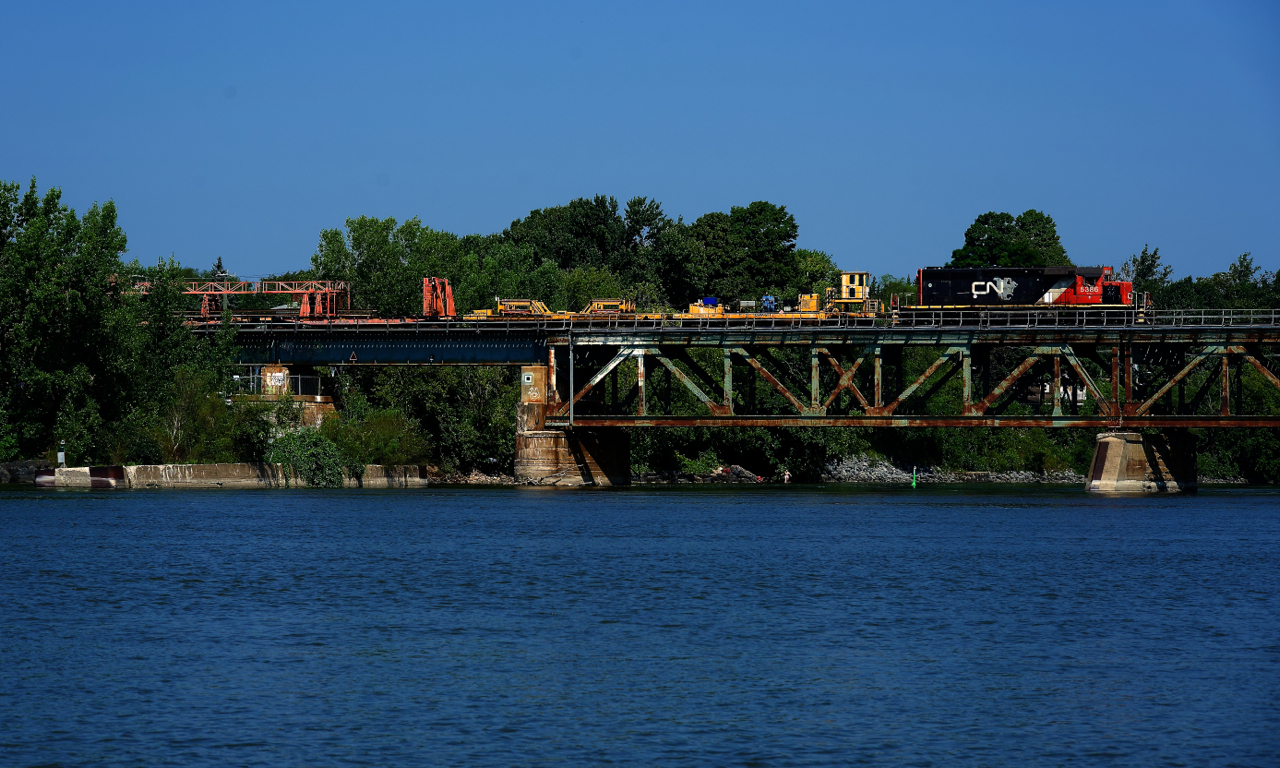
[132, 280, 351, 317]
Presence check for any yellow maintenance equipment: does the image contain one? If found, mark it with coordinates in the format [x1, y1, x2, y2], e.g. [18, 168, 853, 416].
[684, 301, 725, 316]
[825, 271, 882, 315]
[497, 298, 555, 315]
[582, 299, 636, 314]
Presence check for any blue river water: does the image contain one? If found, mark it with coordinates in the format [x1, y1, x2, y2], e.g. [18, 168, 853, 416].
[1, 485, 1278, 767]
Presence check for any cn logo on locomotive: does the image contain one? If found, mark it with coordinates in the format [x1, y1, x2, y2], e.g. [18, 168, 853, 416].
[970, 277, 1018, 300]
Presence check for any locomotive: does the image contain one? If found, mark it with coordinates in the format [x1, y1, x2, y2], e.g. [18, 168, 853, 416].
[915, 265, 1133, 308]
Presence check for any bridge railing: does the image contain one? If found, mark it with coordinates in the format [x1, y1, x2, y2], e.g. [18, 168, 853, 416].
[887, 308, 1280, 329]
[228, 374, 323, 397]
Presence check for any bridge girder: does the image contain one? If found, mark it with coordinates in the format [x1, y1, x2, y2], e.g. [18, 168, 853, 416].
[205, 314, 1280, 428]
[545, 340, 1280, 429]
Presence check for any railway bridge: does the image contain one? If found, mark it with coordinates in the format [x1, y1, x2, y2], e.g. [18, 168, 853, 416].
[203, 308, 1280, 491]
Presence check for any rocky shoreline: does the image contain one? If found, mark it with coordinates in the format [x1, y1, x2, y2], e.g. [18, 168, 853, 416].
[820, 455, 1086, 484]
[629, 459, 1084, 485]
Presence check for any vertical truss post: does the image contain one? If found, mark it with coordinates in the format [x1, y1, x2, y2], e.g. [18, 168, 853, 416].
[1221, 354, 1230, 416]
[1111, 346, 1120, 411]
[1124, 345, 1134, 409]
[723, 348, 733, 415]
[873, 346, 883, 407]
[1234, 354, 1244, 415]
[810, 346, 820, 411]
[548, 347, 558, 407]
[666, 359, 673, 414]
[568, 335, 574, 427]
[1052, 356, 1062, 416]
[636, 350, 646, 416]
[962, 346, 973, 411]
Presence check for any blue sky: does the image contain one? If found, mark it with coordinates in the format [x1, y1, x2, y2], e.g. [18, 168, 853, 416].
[4, 1, 1277, 279]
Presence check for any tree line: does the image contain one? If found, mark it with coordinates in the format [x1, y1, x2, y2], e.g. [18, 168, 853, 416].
[2, 177, 1277, 481]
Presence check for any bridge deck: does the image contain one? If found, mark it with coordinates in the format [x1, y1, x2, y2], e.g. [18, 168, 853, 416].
[208, 309, 1280, 366]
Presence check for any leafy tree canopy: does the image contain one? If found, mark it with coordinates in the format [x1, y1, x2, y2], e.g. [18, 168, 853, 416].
[948, 210, 1071, 268]
[1121, 246, 1278, 310]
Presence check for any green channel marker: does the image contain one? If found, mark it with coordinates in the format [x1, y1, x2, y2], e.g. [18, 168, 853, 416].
[912, 466, 916, 489]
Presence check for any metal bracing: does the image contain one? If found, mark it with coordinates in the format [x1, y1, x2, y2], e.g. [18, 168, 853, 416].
[542, 341, 1280, 429]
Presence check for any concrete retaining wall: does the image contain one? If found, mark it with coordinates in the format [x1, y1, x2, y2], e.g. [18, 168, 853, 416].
[35, 463, 431, 489]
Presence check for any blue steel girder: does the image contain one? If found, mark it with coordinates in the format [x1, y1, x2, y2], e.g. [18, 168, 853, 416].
[230, 330, 547, 365]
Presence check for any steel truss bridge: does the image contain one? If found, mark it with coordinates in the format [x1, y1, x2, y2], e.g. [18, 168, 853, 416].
[209, 308, 1280, 429]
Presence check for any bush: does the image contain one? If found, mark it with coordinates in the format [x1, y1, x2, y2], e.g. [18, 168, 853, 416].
[319, 393, 428, 471]
[267, 429, 345, 488]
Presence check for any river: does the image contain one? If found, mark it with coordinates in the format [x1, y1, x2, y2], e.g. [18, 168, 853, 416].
[2, 485, 1277, 766]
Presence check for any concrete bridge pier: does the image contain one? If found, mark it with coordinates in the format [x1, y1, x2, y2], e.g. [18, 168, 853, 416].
[514, 365, 630, 486]
[1086, 431, 1197, 493]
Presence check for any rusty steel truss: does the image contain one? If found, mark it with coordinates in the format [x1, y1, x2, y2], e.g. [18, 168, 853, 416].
[543, 331, 1280, 429]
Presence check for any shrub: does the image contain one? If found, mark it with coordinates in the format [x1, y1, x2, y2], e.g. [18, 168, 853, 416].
[267, 428, 345, 488]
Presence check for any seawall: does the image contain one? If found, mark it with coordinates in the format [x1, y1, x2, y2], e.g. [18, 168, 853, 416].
[34, 463, 431, 489]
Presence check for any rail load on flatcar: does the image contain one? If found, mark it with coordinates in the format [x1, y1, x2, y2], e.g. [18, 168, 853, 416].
[916, 266, 1132, 308]
[583, 299, 636, 314]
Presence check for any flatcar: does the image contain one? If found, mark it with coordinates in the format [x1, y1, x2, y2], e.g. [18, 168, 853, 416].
[915, 266, 1132, 308]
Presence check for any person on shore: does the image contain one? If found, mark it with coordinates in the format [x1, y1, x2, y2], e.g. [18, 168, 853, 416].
[783, 469, 791, 484]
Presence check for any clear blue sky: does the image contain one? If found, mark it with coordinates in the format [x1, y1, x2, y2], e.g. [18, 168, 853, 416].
[4, 1, 1277, 279]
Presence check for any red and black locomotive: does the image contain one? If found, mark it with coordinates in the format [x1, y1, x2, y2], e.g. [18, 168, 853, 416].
[916, 266, 1133, 309]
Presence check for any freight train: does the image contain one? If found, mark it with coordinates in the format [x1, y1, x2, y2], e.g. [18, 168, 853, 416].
[433, 265, 1138, 320]
[160, 264, 1139, 323]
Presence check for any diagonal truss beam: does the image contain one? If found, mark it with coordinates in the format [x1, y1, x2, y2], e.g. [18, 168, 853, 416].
[867, 346, 966, 416]
[818, 348, 869, 409]
[648, 348, 730, 416]
[1132, 348, 1219, 417]
[555, 347, 634, 416]
[1244, 353, 1280, 393]
[734, 347, 824, 416]
[1060, 347, 1114, 418]
[964, 350, 1051, 416]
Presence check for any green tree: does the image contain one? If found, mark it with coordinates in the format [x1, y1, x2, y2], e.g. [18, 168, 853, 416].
[949, 210, 1071, 268]
[1119, 245, 1172, 294]
[795, 249, 842, 299]
[674, 201, 800, 306]
[504, 195, 630, 274]
[0, 178, 130, 462]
